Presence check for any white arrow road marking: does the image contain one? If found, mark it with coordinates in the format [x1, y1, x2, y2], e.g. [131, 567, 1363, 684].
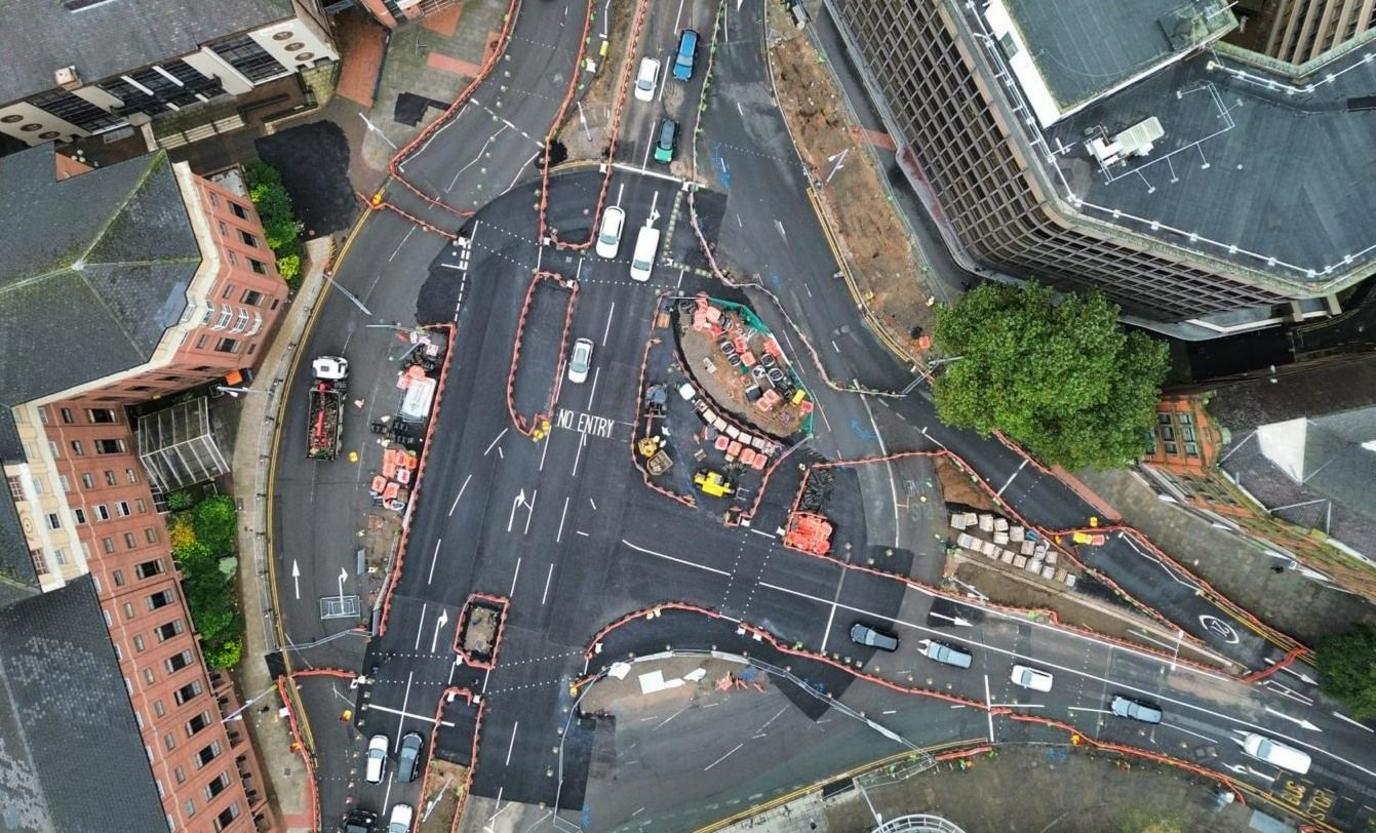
[929, 611, 972, 627]
[431, 610, 450, 653]
[1332, 712, 1374, 733]
[291, 559, 300, 600]
[1264, 706, 1322, 732]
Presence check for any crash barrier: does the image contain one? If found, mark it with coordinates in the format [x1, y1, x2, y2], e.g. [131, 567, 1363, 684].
[540, 0, 653, 250]
[453, 592, 511, 670]
[275, 674, 322, 833]
[360, 190, 462, 241]
[506, 270, 580, 437]
[291, 667, 357, 680]
[631, 298, 698, 508]
[1240, 646, 1308, 684]
[413, 686, 486, 833]
[379, 324, 458, 637]
[387, 0, 521, 215]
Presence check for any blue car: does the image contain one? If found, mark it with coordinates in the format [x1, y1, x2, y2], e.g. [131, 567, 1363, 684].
[673, 29, 699, 81]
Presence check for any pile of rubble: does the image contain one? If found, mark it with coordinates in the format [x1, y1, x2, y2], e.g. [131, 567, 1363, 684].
[951, 511, 1077, 589]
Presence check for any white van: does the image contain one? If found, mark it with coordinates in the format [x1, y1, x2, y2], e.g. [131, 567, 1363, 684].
[1241, 732, 1311, 774]
[595, 206, 625, 259]
[629, 225, 661, 283]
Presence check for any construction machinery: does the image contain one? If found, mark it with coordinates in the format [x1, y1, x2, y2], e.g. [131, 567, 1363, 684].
[693, 469, 734, 498]
[307, 356, 348, 460]
[637, 436, 673, 476]
[783, 511, 833, 555]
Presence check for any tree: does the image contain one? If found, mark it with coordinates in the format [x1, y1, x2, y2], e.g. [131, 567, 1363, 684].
[244, 160, 304, 287]
[1317, 623, 1376, 718]
[191, 495, 238, 556]
[931, 283, 1169, 469]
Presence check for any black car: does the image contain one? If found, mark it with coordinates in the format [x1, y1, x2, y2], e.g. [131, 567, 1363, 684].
[343, 808, 378, 833]
[396, 731, 425, 783]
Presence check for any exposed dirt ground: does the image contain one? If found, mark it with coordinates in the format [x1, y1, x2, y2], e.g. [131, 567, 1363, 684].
[418, 758, 469, 833]
[462, 605, 498, 657]
[678, 312, 810, 438]
[766, 2, 934, 361]
[557, 0, 635, 160]
[821, 745, 1255, 833]
[934, 457, 998, 513]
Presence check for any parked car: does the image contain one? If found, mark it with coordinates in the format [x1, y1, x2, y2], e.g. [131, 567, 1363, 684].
[1241, 732, 1311, 774]
[396, 731, 424, 783]
[387, 804, 414, 833]
[629, 225, 661, 282]
[1009, 664, 1054, 692]
[918, 639, 973, 669]
[634, 56, 661, 101]
[673, 29, 699, 80]
[595, 205, 625, 258]
[343, 808, 378, 833]
[849, 622, 899, 652]
[364, 734, 388, 783]
[1110, 695, 1162, 724]
[567, 338, 594, 384]
[654, 118, 679, 164]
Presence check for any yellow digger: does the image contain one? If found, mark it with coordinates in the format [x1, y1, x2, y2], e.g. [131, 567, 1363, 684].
[693, 469, 734, 498]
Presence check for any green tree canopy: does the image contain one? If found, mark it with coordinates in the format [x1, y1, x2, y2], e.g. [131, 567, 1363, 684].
[932, 283, 1169, 469]
[191, 494, 238, 556]
[1317, 623, 1376, 718]
[244, 160, 303, 285]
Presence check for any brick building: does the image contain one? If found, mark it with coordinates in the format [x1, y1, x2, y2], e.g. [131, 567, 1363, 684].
[1141, 355, 1376, 600]
[1258, 0, 1376, 63]
[824, 0, 1376, 338]
[0, 144, 288, 831]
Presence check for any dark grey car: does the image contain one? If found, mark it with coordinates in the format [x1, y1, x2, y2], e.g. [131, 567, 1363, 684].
[396, 731, 424, 783]
[1110, 695, 1163, 724]
[850, 622, 899, 652]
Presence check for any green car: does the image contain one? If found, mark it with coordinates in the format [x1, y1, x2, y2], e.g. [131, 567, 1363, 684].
[654, 118, 678, 164]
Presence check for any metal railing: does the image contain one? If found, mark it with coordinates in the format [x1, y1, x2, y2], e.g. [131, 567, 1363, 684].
[873, 814, 968, 833]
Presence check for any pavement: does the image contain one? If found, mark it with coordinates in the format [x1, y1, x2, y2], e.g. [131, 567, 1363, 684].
[249, 1, 1376, 833]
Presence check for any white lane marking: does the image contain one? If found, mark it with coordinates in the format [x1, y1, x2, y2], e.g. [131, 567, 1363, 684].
[587, 366, 601, 412]
[995, 458, 1029, 497]
[388, 225, 417, 262]
[448, 124, 508, 191]
[655, 705, 690, 730]
[368, 702, 455, 727]
[673, 0, 686, 32]
[1162, 722, 1219, 744]
[557, 496, 570, 543]
[861, 395, 901, 548]
[704, 742, 744, 772]
[395, 671, 415, 748]
[509, 557, 522, 596]
[484, 428, 508, 456]
[750, 529, 776, 539]
[572, 431, 587, 477]
[427, 537, 444, 585]
[1067, 707, 1112, 714]
[448, 474, 473, 517]
[754, 580, 1376, 778]
[589, 498, 597, 511]
[538, 431, 552, 471]
[502, 151, 539, 196]
[524, 489, 536, 535]
[576, 530, 590, 537]
[641, 119, 656, 168]
[1332, 712, 1374, 733]
[603, 302, 616, 346]
[622, 538, 732, 576]
[505, 722, 519, 766]
[542, 562, 556, 605]
[983, 674, 995, 742]
[414, 603, 428, 651]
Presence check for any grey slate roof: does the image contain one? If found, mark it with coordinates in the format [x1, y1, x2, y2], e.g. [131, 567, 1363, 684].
[0, 145, 200, 433]
[0, 575, 169, 833]
[1002, 0, 1235, 111]
[0, 0, 294, 105]
[1209, 356, 1376, 557]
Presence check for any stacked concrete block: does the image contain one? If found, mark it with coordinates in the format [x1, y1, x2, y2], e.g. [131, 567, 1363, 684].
[1055, 569, 1068, 583]
[951, 513, 972, 530]
[994, 518, 1009, 533]
[1042, 565, 1057, 580]
[1013, 555, 1027, 569]
[993, 531, 1010, 545]
[1001, 551, 1015, 564]
[978, 514, 995, 532]
[1027, 558, 1043, 574]
[1020, 540, 1036, 556]
[1045, 551, 1057, 565]
[1065, 574, 1077, 588]
[1009, 526, 1025, 543]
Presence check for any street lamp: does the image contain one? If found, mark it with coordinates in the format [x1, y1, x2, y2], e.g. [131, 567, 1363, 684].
[358, 113, 399, 152]
[322, 271, 374, 317]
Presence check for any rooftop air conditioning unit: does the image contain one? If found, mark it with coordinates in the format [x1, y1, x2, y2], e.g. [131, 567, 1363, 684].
[55, 65, 81, 90]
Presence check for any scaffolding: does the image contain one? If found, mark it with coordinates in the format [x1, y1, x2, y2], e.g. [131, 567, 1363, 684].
[137, 398, 231, 494]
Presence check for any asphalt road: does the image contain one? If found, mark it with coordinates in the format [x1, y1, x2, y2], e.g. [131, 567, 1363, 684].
[267, 1, 1376, 831]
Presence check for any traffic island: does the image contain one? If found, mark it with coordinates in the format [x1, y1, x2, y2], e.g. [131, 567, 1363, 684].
[454, 593, 510, 670]
[507, 270, 580, 436]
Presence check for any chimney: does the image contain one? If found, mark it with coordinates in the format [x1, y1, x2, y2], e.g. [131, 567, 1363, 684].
[54, 65, 81, 90]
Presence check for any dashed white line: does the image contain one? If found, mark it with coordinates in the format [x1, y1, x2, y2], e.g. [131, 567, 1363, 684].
[414, 603, 428, 651]
[504, 722, 519, 766]
[388, 226, 417, 262]
[557, 496, 570, 543]
[703, 742, 745, 771]
[572, 432, 587, 477]
[1332, 712, 1374, 732]
[484, 428, 508, 456]
[541, 563, 555, 605]
[587, 366, 601, 411]
[427, 538, 444, 585]
[448, 474, 473, 517]
[995, 458, 1029, 497]
[603, 302, 616, 346]
[509, 557, 522, 596]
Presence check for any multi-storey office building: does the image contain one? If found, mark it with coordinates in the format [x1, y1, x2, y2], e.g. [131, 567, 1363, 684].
[0, 0, 337, 150]
[1261, 0, 1376, 62]
[827, 0, 1376, 337]
[0, 145, 288, 831]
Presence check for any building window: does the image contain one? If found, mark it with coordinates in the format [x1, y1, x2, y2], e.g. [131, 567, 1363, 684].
[229, 201, 248, 220]
[73, 508, 87, 524]
[29, 549, 48, 576]
[215, 338, 240, 354]
[196, 334, 210, 350]
[173, 764, 185, 784]
[174, 679, 203, 705]
[232, 309, 250, 333]
[196, 740, 222, 768]
[156, 619, 185, 641]
[95, 438, 125, 454]
[29, 479, 43, 497]
[241, 289, 264, 306]
[214, 305, 233, 330]
[164, 733, 177, 751]
[239, 230, 259, 247]
[211, 33, 286, 82]
[118, 500, 131, 516]
[248, 258, 267, 275]
[143, 668, 156, 686]
[53, 548, 67, 566]
[102, 537, 116, 554]
[134, 634, 145, 652]
[147, 589, 175, 610]
[213, 802, 240, 831]
[7, 476, 24, 500]
[28, 87, 125, 133]
[124, 532, 137, 549]
[127, 468, 138, 484]
[81, 472, 95, 489]
[136, 559, 164, 579]
[145, 526, 158, 544]
[205, 771, 232, 800]
[155, 700, 168, 718]
[226, 251, 239, 268]
[218, 221, 228, 237]
[221, 283, 236, 300]
[96, 504, 110, 521]
[105, 470, 117, 486]
[46, 513, 61, 530]
[70, 439, 85, 456]
[87, 408, 117, 423]
[58, 474, 70, 491]
[123, 601, 135, 620]
[165, 649, 194, 673]
[184, 799, 196, 818]
[113, 569, 125, 586]
[47, 441, 60, 459]
[185, 710, 211, 737]
[60, 407, 73, 424]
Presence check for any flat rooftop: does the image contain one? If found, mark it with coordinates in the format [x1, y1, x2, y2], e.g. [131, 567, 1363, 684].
[990, 0, 1235, 122]
[0, 0, 292, 104]
[963, 2, 1376, 291]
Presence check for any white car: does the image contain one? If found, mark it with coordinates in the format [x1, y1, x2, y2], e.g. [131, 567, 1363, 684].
[1009, 664, 1053, 692]
[1241, 732, 1311, 774]
[567, 338, 594, 384]
[364, 733, 388, 783]
[634, 57, 661, 101]
[595, 205, 625, 259]
[387, 803, 414, 833]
